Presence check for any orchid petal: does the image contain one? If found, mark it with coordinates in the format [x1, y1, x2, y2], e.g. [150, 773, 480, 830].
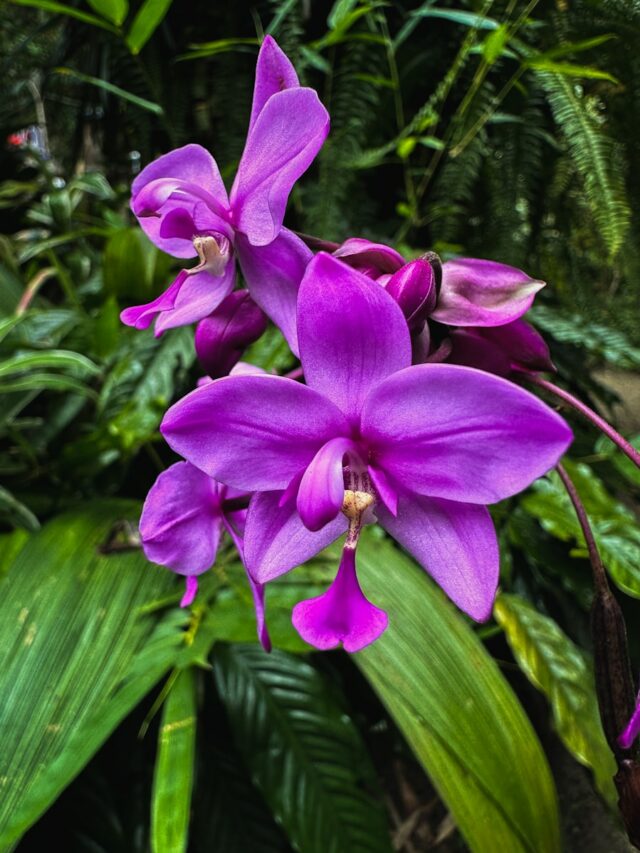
[291, 545, 388, 652]
[230, 89, 330, 246]
[333, 238, 404, 276]
[247, 573, 272, 652]
[194, 290, 267, 379]
[161, 375, 350, 491]
[244, 490, 347, 583]
[377, 492, 498, 621]
[181, 576, 199, 607]
[154, 264, 236, 334]
[249, 35, 299, 134]
[368, 465, 398, 516]
[619, 692, 640, 750]
[433, 258, 545, 327]
[298, 253, 412, 420]
[362, 363, 572, 504]
[139, 461, 223, 575]
[120, 271, 186, 331]
[447, 329, 512, 377]
[235, 228, 311, 354]
[297, 437, 355, 532]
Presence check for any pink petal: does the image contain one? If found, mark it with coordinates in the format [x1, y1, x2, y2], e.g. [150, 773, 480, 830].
[139, 461, 223, 575]
[161, 375, 350, 491]
[361, 363, 573, 504]
[619, 692, 640, 750]
[298, 253, 412, 421]
[433, 258, 545, 327]
[154, 264, 236, 334]
[180, 575, 199, 607]
[230, 89, 330, 246]
[333, 238, 404, 276]
[291, 545, 388, 652]
[376, 492, 499, 621]
[447, 329, 513, 377]
[248, 36, 299, 134]
[235, 228, 312, 355]
[244, 490, 347, 583]
[120, 271, 187, 330]
[195, 290, 267, 379]
[131, 144, 230, 257]
[297, 437, 355, 531]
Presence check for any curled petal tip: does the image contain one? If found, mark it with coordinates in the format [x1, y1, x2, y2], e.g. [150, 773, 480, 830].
[180, 575, 199, 608]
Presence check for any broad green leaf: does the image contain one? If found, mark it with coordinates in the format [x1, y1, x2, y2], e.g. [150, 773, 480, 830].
[409, 7, 500, 31]
[103, 227, 160, 300]
[86, 0, 128, 25]
[355, 535, 561, 853]
[151, 668, 197, 853]
[327, 0, 359, 29]
[126, 0, 173, 54]
[0, 502, 185, 848]
[213, 644, 393, 853]
[8, 0, 119, 31]
[0, 529, 29, 577]
[495, 593, 616, 803]
[522, 462, 640, 597]
[0, 372, 97, 397]
[56, 67, 164, 114]
[595, 433, 640, 488]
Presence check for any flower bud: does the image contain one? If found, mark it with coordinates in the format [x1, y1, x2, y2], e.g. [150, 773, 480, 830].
[447, 319, 555, 377]
[195, 290, 267, 379]
[384, 259, 437, 333]
[332, 238, 404, 279]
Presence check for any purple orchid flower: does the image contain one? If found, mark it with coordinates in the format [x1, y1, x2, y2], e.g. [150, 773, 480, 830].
[139, 460, 270, 650]
[447, 319, 555, 377]
[333, 238, 545, 329]
[120, 36, 329, 351]
[619, 692, 640, 751]
[160, 253, 572, 652]
[195, 290, 267, 379]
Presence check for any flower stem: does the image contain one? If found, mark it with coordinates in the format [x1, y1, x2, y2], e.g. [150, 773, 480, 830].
[526, 374, 640, 470]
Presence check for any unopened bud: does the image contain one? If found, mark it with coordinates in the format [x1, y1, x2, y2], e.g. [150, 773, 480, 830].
[195, 290, 267, 379]
[384, 259, 436, 333]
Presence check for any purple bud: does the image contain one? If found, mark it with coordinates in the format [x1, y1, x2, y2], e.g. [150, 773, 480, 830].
[384, 259, 437, 333]
[332, 238, 404, 278]
[195, 290, 267, 379]
[448, 319, 555, 377]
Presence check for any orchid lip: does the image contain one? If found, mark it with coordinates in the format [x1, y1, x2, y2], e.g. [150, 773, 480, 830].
[190, 234, 232, 277]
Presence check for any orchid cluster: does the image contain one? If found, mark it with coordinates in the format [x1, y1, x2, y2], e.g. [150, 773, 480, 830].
[121, 36, 638, 661]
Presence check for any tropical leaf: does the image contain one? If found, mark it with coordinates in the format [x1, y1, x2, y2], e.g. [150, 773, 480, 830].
[8, 0, 119, 31]
[0, 501, 185, 848]
[522, 461, 640, 598]
[55, 67, 164, 114]
[151, 668, 198, 853]
[212, 643, 393, 853]
[355, 534, 561, 853]
[126, 0, 173, 54]
[86, 0, 128, 26]
[494, 593, 616, 803]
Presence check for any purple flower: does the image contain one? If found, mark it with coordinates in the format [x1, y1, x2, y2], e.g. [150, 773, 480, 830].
[333, 238, 545, 329]
[161, 253, 572, 652]
[195, 290, 267, 379]
[120, 36, 329, 350]
[447, 319, 555, 377]
[619, 693, 640, 750]
[139, 460, 269, 649]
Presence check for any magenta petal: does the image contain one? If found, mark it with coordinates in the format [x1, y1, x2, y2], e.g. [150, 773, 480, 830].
[230, 88, 330, 246]
[195, 290, 267, 379]
[291, 546, 388, 652]
[154, 264, 236, 334]
[618, 693, 640, 750]
[433, 258, 545, 327]
[161, 375, 350, 491]
[377, 493, 498, 621]
[298, 253, 412, 420]
[139, 461, 222, 575]
[482, 319, 555, 373]
[235, 228, 312, 354]
[384, 258, 436, 330]
[297, 437, 355, 532]
[447, 329, 513, 377]
[131, 144, 230, 256]
[362, 363, 573, 504]
[244, 490, 347, 583]
[248, 35, 299, 134]
[159, 207, 198, 242]
[247, 573, 272, 652]
[333, 238, 404, 276]
[120, 271, 187, 330]
[180, 575, 199, 607]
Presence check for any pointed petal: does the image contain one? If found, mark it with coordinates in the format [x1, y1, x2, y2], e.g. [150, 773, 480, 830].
[247, 573, 272, 652]
[244, 490, 347, 583]
[120, 271, 186, 330]
[195, 290, 267, 379]
[161, 375, 350, 491]
[249, 35, 299, 134]
[447, 329, 513, 377]
[297, 437, 355, 531]
[154, 264, 236, 334]
[333, 238, 404, 276]
[139, 461, 223, 575]
[291, 545, 388, 652]
[362, 363, 573, 504]
[230, 89, 329, 246]
[180, 575, 199, 607]
[298, 253, 412, 420]
[377, 493, 498, 621]
[131, 144, 230, 256]
[619, 692, 640, 750]
[236, 228, 311, 354]
[433, 258, 545, 327]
